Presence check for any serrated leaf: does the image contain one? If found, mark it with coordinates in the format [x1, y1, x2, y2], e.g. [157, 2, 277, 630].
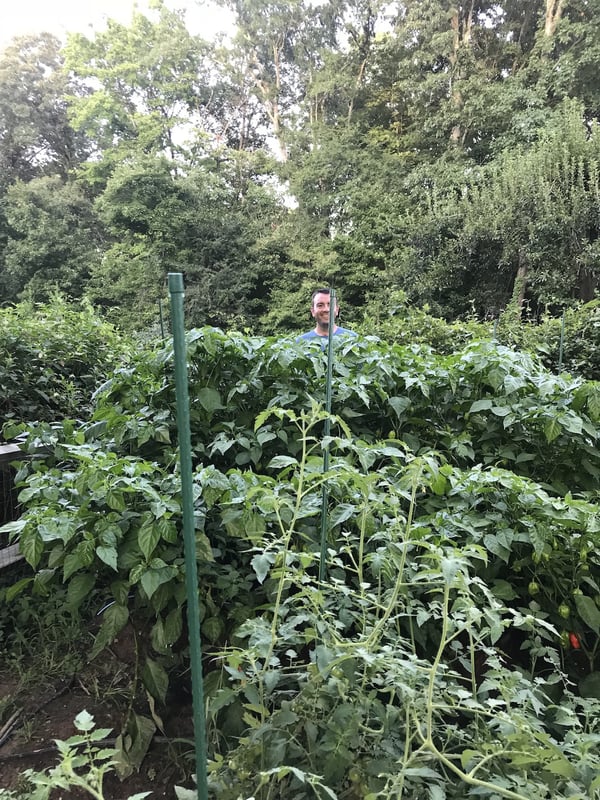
[74, 710, 95, 732]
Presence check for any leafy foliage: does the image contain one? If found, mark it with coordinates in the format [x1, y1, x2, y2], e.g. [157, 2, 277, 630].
[4, 328, 600, 798]
[0, 297, 131, 428]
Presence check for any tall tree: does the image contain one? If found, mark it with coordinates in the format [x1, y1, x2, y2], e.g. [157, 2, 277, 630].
[0, 33, 85, 187]
[63, 0, 213, 184]
[3, 176, 102, 301]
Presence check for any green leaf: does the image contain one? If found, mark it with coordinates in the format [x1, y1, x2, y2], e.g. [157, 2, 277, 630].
[198, 387, 223, 413]
[389, 395, 410, 416]
[251, 552, 275, 584]
[544, 418, 562, 443]
[74, 710, 95, 732]
[96, 545, 118, 571]
[141, 657, 169, 704]
[63, 552, 85, 581]
[267, 455, 298, 469]
[114, 712, 156, 779]
[138, 513, 161, 560]
[140, 564, 177, 599]
[574, 594, 600, 634]
[90, 603, 129, 660]
[106, 489, 126, 511]
[20, 528, 44, 568]
[67, 573, 96, 608]
[469, 398, 493, 412]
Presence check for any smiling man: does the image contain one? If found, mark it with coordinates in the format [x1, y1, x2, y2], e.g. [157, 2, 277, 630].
[297, 288, 357, 341]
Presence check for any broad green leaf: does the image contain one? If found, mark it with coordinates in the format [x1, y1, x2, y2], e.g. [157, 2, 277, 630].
[20, 528, 44, 568]
[142, 657, 169, 704]
[251, 552, 275, 584]
[544, 417, 562, 443]
[96, 545, 118, 571]
[198, 387, 223, 413]
[267, 455, 298, 469]
[574, 594, 600, 634]
[469, 398, 493, 412]
[90, 603, 129, 660]
[389, 395, 410, 416]
[140, 566, 176, 599]
[6, 576, 34, 601]
[63, 551, 85, 581]
[67, 572, 96, 607]
[138, 514, 161, 560]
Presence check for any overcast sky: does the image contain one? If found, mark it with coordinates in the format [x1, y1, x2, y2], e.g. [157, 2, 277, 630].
[0, 0, 234, 50]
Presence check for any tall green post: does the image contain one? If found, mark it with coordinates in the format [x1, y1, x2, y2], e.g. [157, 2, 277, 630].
[319, 288, 336, 582]
[168, 273, 209, 800]
[558, 310, 566, 372]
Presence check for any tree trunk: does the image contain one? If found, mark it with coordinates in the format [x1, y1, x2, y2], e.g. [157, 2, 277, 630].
[545, 0, 565, 37]
[448, 0, 474, 145]
[514, 258, 529, 312]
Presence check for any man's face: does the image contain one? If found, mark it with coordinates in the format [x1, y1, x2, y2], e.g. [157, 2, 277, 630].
[311, 292, 339, 327]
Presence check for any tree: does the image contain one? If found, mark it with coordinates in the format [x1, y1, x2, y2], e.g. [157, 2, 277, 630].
[2, 176, 102, 302]
[0, 33, 85, 187]
[395, 104, 600, 317]
[63, 0, 214, 184]
[89, 154, 285, 330]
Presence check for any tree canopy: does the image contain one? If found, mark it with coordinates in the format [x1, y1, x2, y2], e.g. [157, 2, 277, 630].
[0, 0, 599, 333]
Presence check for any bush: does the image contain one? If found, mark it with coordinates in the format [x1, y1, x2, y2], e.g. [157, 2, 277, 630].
[0, 296, 131, 430]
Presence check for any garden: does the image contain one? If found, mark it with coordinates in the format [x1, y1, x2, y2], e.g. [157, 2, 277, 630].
[1, 299, 600, 799]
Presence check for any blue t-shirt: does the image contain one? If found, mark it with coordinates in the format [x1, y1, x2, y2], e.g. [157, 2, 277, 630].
[296, 327, 356, 341]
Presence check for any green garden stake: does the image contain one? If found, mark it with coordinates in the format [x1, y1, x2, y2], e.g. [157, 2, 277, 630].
[319, 287, 336, 583]
[558, 310, 565, 372]
[168, 273, 209, 800]
[159, 299, 166, 341]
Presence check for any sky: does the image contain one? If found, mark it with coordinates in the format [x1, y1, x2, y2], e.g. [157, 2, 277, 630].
[0, 0, 235, 50]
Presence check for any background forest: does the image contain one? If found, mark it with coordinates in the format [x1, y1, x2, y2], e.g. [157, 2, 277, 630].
[2, 0, 600, 334]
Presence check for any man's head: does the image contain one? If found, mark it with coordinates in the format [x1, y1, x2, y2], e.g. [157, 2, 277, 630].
[310, 288, 339, 333]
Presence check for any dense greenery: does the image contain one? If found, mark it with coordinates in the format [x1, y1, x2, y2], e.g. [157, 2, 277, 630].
[0, 297, 131, 428]
[1, 1, 600, 332]
[3, 319, 600, 798]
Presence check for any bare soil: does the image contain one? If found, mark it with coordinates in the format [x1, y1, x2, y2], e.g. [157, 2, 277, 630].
[0, 626, 196, 799]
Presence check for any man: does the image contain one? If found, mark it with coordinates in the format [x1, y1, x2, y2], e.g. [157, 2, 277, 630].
[297, 288, 357, 340]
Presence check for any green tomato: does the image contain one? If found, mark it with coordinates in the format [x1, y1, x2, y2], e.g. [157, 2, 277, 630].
[528, 581, 540, 596]
[558, 603, 571, 619]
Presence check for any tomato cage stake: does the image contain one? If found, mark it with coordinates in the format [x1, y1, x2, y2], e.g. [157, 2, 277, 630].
[168, 273, 209, 800]
[319, 287, 336, 583]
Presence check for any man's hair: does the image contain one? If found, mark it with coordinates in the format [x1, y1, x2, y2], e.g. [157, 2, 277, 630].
[311, 287, 333, 306]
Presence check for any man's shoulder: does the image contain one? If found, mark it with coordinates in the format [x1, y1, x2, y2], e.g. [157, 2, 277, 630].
[334, 327, 357, 336]
[296, 330, 319, 341]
